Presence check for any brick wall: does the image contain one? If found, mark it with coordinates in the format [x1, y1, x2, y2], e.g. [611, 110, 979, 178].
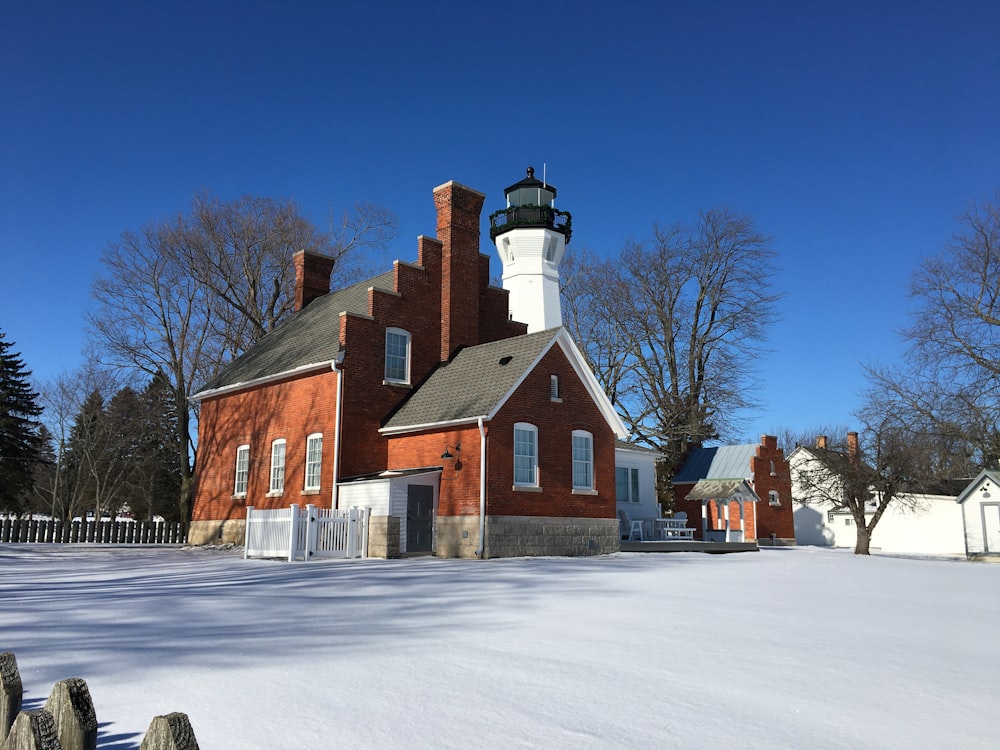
[750, 434, 796, 541]
[486, 346, 616, 520]
[387, 345, 617, 523]
[387, 425, 483, 516]
[192, 368, 340, 524]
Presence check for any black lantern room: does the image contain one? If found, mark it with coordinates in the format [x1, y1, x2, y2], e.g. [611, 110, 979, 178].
[489, 167, 572, 243]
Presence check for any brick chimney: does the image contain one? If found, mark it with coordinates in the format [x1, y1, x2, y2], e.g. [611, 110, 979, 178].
[433, 181, 485, 361]
[293, 250, 336, 311]
[816, 435, 828, 450]
[847, 431, 859, 461]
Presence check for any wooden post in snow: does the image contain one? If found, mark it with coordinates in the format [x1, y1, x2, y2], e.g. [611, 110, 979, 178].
[3, 709, 62, 750]
[44, 679, 96, 750]
[139, 713, 200, 750]
[1, 652, 23, 739]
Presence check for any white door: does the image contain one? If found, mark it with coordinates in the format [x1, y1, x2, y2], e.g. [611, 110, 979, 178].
[983, 503, 1000, 553]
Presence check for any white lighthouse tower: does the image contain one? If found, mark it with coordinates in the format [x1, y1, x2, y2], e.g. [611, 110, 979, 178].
[490, 167, 572, 333]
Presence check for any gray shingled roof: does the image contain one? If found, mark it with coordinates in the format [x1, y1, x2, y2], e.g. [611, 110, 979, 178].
[196, 271, 395, 394]
[673, 444, 758, 484]
[382, 328, 561, 431]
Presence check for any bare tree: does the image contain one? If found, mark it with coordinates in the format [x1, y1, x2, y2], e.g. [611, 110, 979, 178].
[792, 409, 950, 555]
[89, 193, 397, 524]
[867, 191, 1000, 469]
[176, 194, 397, 360]
[90, 221, 217, 524]
[563, 207, 781, 471]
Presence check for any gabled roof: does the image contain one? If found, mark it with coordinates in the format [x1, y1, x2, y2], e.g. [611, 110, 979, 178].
[381, 327, 627, 438]
[685, 478, 761, 503]
[192, 271, 395, 399]
[673, 444, 758, 484]
[955, 469, 1000, 505]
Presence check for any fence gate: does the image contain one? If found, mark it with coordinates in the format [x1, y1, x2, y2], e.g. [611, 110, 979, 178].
[244, 504, 369, 561]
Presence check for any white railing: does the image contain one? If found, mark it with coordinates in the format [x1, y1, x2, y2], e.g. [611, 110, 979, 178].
[244, 504, 369, 561]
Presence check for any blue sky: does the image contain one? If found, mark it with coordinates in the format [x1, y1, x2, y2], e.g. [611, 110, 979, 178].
[2, 0, 997, 442]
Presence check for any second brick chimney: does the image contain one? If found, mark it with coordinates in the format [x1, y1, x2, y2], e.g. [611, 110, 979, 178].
[293, 250, 336, 311]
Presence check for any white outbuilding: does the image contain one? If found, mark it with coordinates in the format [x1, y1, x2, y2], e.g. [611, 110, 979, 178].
[956, 469, 1000, 558]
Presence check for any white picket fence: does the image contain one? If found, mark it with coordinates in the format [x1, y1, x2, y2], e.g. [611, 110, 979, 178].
[244, 504, 369, 561]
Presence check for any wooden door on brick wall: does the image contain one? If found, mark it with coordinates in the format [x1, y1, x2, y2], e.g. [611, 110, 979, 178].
[406, 485, 434, 553]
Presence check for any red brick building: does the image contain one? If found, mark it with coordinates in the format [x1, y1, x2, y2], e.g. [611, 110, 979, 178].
[672, 435, 796, 545]
[189, 175, 628, 557]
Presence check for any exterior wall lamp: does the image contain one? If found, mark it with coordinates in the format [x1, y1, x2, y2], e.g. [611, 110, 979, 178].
[441, 443, 461, 460]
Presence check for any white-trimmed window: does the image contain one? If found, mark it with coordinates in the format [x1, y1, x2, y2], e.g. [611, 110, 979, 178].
[514, 423, 538, 486]
[616, 467, 639, 503]
[572, 430, 594, 490]
[304, 433, 323, 491]
[768, 490, 780, 506]
[233, 445, 250, 497]
[384, 327, 411, 384]
[269, 439, 286, 494]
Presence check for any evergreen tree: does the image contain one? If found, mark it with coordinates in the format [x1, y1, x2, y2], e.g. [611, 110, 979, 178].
[62, 389, 106, 519]
[138, 371, 182, 521]
[0, 330, 45, 514]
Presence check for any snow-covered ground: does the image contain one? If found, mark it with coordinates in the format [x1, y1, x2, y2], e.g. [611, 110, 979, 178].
[2, 545, 997, 749]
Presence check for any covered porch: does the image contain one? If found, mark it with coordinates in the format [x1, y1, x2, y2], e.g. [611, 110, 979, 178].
[685, 478, 761, 543]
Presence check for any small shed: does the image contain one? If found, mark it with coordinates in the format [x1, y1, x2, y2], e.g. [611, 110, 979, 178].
[337, 468, 442, 558]
[956, 469, 1000, 557]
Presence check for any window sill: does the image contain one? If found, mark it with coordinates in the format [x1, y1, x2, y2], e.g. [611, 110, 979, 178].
[266, 490, 284, 498]
[301, 489, 321, 496]
[231, 494, 247, 501]
[550, 397, 562, 403]
[383, 380, 412, 388]
[513, 485, 543, 493]
[572, 488, 598, 496]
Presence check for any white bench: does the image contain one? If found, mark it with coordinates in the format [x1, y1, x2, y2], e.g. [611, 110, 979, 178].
[654, 519, 696, 541]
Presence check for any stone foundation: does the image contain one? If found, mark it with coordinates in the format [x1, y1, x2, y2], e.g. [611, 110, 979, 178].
[756, 536, 798, 547]
[434, 516, 482, 559]
[187, 519, 245, 546]
[366, 515, 401, 559]
[433, 516, 619, 559]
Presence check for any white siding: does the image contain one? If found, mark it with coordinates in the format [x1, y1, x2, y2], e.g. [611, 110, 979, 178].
[338, 480, 391, 515]
[615, 448, 660, 523]
[793, 494, 965, 557]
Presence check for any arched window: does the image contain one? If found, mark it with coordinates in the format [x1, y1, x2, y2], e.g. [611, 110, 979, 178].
[768, 490, 780, 506]
[572, 430, 594, 490]
[385, 328, 411, 384]
[514, 423, 538, 487]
